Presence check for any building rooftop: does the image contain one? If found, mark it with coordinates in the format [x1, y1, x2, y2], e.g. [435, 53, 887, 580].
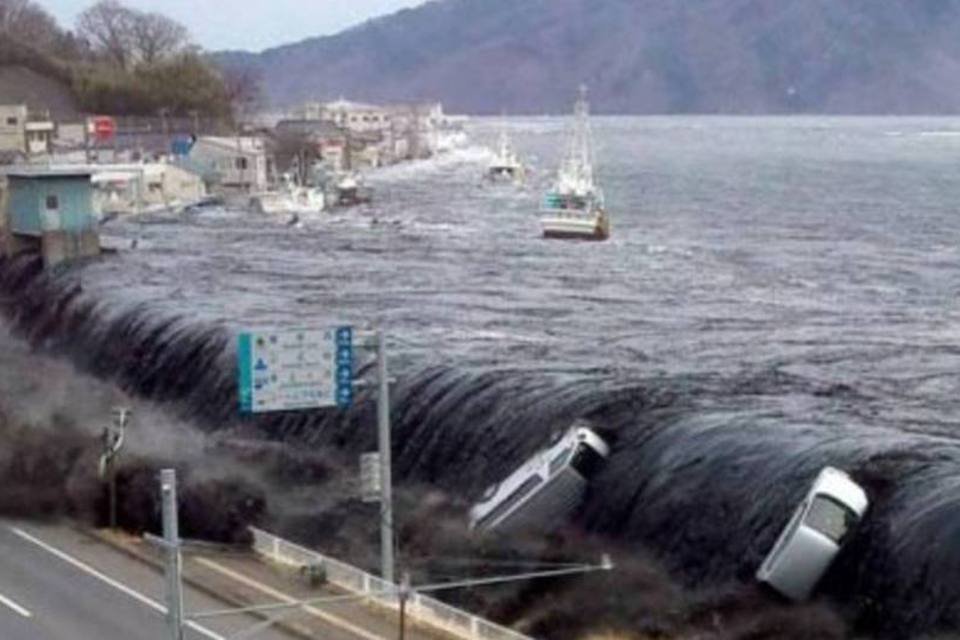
[3, 166, 93, 179]
[194, 136, 267, 154]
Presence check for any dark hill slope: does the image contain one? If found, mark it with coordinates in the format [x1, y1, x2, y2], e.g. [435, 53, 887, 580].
[0, 65, 79, 118]
[217, 0, 960, 114]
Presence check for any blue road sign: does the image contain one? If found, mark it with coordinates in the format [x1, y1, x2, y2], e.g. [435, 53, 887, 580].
[238, 326, 353, 413]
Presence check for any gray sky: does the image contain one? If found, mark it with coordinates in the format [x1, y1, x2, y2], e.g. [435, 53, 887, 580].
[40, 0, 429, 52]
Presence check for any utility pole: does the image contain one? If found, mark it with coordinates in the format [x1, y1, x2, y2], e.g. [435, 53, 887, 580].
[376, 330, 395, 585]
[160, 469, 184, 640]
[99, 407, 130, 530]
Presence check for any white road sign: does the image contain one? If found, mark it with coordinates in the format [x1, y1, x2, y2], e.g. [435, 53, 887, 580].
[359, 452, 382, 503]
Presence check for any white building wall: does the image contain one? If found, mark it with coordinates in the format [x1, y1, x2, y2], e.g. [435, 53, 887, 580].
[0, 105, 27, 154]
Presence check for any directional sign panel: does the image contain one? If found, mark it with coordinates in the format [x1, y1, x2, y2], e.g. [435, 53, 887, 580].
[359, 452, 382, 503]
[238, 326, 353, 413]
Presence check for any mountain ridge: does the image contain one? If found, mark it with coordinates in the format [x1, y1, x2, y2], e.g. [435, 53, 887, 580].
[217, 0, 960, 114]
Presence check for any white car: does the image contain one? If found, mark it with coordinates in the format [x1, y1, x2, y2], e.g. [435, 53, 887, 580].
[756, 466, 869, 601]
[469, 422, 611, 533]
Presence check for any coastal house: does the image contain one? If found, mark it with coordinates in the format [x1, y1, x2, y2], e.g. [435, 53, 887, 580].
[1, 167, 100, 268]
[0, 105, 27, 155]
[189, 136, 273, 193]
[0, 105, 58, 160]
[274, 119, 349, 172]
[91, 162, 206, 215]
[298, 99, 392, 135]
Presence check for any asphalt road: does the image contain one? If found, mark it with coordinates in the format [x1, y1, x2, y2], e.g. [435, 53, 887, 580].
[0, 521, 295, 640]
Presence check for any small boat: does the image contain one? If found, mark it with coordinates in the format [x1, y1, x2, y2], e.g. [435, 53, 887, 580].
[540, 86, 610, 241]
[250, 173, 325, 215]
[331, 172, 373, 207]
[486, 131, 525, 184]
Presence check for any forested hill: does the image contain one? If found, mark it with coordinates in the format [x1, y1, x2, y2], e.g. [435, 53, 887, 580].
[217, 0, 960, 114]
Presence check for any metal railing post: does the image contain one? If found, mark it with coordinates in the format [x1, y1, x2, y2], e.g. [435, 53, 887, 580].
[160, 469, 184, 640]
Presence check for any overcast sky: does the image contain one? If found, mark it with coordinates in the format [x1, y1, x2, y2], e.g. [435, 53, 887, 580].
[40, 0, 429, 51]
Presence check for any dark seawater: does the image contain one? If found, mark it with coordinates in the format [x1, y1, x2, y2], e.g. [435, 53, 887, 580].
[3, 117, 960, 635]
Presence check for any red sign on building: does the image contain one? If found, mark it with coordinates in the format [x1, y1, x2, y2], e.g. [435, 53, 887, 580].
[88, 116, 116, 142]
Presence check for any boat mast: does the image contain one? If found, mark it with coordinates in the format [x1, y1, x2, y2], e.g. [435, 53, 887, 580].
[561, 84, 595, 194]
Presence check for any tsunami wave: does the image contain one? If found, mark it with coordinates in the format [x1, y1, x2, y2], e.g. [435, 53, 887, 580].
[1, 254, 958, 637]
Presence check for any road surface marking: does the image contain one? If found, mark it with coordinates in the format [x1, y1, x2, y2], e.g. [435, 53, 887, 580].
[0, 592, 31, 618]
[9, 527, 222, 640]
[195, 557, 382, 640]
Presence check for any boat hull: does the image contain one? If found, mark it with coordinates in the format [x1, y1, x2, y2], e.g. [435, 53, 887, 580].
[540, 211, 610, 241]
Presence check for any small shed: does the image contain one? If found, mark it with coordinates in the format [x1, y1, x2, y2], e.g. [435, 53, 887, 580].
[2, 167, 100, 267]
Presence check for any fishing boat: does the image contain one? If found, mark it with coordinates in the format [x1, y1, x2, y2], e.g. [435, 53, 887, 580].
[486, 131, 525, 184]
[330, 172, 373, 207]
[539, 86, 609, 241]
[249, 175, 325, 215]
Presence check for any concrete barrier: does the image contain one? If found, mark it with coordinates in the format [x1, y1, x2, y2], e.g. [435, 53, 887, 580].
[249, 527, 533, 640]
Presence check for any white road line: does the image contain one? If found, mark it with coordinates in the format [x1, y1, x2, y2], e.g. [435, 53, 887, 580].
[0, 592, 31, 618]
[9, 527, 223, 640]
[195, 557, 383, 640]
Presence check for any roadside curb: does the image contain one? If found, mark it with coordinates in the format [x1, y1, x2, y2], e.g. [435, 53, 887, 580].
[75, 526, 318, 640]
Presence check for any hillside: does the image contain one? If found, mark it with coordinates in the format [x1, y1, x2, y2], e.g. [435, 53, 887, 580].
[217, 0, 960, 114]
[0, 65, 79, 119]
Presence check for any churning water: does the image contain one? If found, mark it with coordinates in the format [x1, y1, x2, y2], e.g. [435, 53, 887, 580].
[3, 117, 960, 635]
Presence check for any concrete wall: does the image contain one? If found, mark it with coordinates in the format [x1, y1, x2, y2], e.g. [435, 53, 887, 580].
[41, 229, 100, 268]
[8, 176, 96, 236]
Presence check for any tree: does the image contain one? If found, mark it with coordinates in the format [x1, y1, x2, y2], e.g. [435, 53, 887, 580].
[0, 0, 62, 52]
[220, 64, 264, 115]
[77, 0, 190, 69]
[129, 11, 189, 65]
[76, 0, 136, 68]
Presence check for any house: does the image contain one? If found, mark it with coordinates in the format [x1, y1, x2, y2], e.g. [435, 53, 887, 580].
[298, 99, 392, 135]
[90, 162, 206, 215]
[24, 120, 55, 156]
[1, 167, 100, 268]
[274, 119, 351, 172]
[188, 136, 273, 193]
[0, 105, 58, 159]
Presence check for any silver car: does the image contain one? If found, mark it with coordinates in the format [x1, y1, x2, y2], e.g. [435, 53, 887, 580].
[756, 466, 869, 601]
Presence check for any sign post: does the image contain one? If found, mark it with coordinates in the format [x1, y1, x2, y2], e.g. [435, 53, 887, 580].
[160, 469, 184, 640]
[237, 326, 396, 583]
[375, 330, 395, 585]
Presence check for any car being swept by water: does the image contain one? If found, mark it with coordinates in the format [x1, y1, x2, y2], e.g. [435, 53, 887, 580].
[468, 422, 610, 533]
[756, 466, 869, 601]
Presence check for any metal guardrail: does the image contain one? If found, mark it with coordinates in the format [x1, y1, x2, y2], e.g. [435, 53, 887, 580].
[249, 527, 534, 640]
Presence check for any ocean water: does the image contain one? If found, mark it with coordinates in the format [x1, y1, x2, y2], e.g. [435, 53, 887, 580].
[7, 116, 960, 634]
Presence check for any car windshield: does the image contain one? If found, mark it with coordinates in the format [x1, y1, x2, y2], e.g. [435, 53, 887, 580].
[548, 447, 572, 475]
[804, 495, 860, 545]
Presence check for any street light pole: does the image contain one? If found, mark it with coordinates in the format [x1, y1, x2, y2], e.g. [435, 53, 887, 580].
[376, 330, 395, 585]
[160, 469, 184, 640]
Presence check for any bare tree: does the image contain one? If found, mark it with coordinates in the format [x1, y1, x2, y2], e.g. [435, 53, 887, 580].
[221, 64, 264, 115]
[130, 11, 189, 65]
[77, 0, 192, 68]
[76, 0, 135, 68]
[0, 0, 62, 51]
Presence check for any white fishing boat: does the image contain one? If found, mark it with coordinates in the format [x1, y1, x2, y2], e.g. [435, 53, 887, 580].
[249, 173, 325, 215]
[330, 172, 373, 207]
[540, 86, 610, 241]
[486, 131, 525, 183]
